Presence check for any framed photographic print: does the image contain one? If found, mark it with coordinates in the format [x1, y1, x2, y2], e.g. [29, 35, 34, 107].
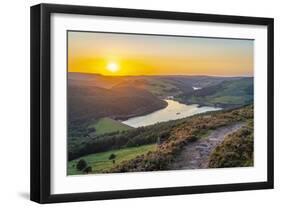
[30, 3, 274, 203]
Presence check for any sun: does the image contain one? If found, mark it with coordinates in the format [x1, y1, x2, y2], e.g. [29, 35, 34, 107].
[106, 62, 119, 73]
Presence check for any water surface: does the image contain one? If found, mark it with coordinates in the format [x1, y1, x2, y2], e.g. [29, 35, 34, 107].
[122, 100, 221, 127]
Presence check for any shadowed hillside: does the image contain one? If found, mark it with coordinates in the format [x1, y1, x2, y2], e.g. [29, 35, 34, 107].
[68, 85, 167, 126]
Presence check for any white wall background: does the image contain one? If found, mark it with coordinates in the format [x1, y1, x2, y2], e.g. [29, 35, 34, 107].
[0, 0, 279, 206]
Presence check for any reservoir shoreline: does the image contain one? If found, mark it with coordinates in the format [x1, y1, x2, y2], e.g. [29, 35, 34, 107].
[122, 99, 221, 128]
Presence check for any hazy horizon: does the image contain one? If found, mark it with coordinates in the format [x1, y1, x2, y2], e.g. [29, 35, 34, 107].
[69, 71, 253, 78]
[68, 31, 253, 77]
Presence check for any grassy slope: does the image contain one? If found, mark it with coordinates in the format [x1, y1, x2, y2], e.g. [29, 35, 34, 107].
[145, 79, 182, 98]
[88, 117, 133, 135]
[68, 116, 177, 161]
[68, 118, 132, 161]
[68, 144, 157, 175]
[185, 78, 253, 108]
[208, 120, 253, 168]
[109, 105, 253, 173]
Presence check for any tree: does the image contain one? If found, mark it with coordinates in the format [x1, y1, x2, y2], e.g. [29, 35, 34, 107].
[108, 153, 116, 160]
[83, 166, 92, 174]
[88, 127, 96, 133]
[76, 159, 87, 171]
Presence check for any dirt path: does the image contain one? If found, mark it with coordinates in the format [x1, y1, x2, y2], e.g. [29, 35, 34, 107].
[167, 122, 246, 170]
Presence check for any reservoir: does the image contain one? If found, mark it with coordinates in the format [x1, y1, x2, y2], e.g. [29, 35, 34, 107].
[122, 99, 221, 128]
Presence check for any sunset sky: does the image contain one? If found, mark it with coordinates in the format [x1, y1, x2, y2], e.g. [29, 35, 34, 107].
[68, 31, 253, 76]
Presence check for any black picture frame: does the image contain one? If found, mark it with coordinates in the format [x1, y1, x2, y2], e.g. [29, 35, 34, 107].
[30, 3, 274, 204]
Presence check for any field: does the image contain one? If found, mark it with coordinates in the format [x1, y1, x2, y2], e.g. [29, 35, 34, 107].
[88, 117, 133, 136]
[67, 144, 157, 174]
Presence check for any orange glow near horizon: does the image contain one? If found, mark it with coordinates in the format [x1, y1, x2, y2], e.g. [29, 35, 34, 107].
[68, 32, 253, 77]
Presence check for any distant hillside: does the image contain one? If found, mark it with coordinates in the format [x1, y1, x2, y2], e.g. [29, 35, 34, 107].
[109, 75, 242, 99]
[68, 72, 126, 89]
[124, 76, 254, 109]
[68, 73, 253, 125]
[156, 75, 241, 94]
[180, 77, 253, 108]
[68, 72, 251, 103]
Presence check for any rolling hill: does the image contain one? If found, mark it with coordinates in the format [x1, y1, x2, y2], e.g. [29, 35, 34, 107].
[68, 84, 167, 126]
[180, 77, 253, 108]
